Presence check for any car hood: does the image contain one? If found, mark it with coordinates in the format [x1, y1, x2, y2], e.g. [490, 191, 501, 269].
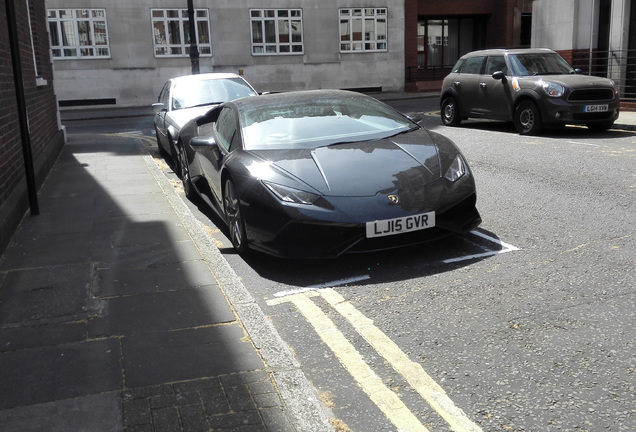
[251, 129, 442, 197]
[168, 106, 217, 129]
[520, 74, 615, 89]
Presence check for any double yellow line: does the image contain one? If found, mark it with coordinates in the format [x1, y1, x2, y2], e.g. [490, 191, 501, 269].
[268, 289, 483, 432]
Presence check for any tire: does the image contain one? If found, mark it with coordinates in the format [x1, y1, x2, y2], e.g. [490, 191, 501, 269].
[441, 97, 462, 126]
[586, 121, 614, 132]
[155, 127, 169, 157]
[177, 142, 194, 198]
[223, 179, 249, 254]
[168, 136, 182, 175]
[514, 100, 544, 135]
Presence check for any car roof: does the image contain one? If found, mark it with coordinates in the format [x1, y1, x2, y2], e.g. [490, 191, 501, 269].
[230, 89, 371, 109]
[171, 72, 243, 83]
[459, 48, 558, 58]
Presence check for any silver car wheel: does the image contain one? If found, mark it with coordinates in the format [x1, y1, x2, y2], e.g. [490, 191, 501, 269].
[441, 97, 461, 126]
[514, 100, 543, 135]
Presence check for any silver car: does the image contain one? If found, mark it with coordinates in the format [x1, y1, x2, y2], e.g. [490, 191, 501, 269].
[153, 73, 258, 171]
[440, 48, 620, 135]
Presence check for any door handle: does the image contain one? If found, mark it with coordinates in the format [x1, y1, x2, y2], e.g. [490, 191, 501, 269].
[480, 82, 487, 88]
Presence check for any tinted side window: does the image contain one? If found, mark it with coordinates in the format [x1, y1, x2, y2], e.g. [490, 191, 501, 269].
[214, 107, 237, 151]
[451, 59, 465, 73]
[460, 56, 485, 74]
[485, 56, 508, 75]
[159, 82, 170, 105]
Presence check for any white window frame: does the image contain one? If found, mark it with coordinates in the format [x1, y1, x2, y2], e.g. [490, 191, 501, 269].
[151, 9, 212, 58]
[250, 9, 304, 55]
[339, 8, 388, 52]
[47, 8, 110, 59]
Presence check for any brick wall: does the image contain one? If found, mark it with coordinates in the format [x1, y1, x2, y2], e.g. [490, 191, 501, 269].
[0, 0, 65, 254]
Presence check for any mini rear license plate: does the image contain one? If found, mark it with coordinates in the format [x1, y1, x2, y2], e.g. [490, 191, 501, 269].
[584, 104, 608, 113]
[366, 211, 435, 238]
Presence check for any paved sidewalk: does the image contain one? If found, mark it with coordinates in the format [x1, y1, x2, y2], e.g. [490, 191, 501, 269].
[0, 133, 333, 431]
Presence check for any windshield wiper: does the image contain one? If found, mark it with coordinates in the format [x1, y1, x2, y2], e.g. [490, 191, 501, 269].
[388, 125, 419, 138]
[189, 102, 222, 108]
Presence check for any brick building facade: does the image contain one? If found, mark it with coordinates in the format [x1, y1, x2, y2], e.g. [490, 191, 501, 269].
[0, 0, 65, 253]
[405, 0, 533, 92]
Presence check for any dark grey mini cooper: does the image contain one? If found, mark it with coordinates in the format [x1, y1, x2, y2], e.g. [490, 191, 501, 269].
[440, 48, 620, 135]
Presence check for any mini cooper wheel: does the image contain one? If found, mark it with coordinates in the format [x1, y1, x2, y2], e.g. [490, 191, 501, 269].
[441, 97, 462, 126]
[514, 100, 543, 135]
[223, 180, 248, 254]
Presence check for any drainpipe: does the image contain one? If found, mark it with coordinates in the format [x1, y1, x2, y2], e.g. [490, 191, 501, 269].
[588, 0, 594, 75]
[5, 0, 39, 216]
[187, 0, 200, 74]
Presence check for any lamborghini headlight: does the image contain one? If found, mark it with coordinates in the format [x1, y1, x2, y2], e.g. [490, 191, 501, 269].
[444, 154, 467, 182]
[264, 181, 320, 205]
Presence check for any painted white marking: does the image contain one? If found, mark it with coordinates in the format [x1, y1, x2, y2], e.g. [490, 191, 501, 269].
[443, 230, 520, 264]
[468, 230, 520, 251]
[273, 275, 371, 298]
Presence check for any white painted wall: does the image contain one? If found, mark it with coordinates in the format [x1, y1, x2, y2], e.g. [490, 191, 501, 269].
[532, 0, 631, 52]
[46, 0, 405, 107]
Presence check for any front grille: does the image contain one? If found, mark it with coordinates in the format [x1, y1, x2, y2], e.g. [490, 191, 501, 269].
[272, 222, 363, 257]
[568, 89, 615, 102]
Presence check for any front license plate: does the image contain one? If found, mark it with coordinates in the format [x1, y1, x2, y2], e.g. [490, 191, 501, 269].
[366, 211, 435, 238]
[584, 104, 608, 113]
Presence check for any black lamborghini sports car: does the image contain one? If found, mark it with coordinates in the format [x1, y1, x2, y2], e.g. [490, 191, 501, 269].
[176, 89, 481, 258]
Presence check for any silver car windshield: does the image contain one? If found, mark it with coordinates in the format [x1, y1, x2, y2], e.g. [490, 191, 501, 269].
[239, 97, 416, 150]
[172, 78, 257, 110]
[508, 53, 575, 76]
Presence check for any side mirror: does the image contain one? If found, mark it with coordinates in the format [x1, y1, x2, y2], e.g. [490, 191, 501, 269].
[152, 102, 166, 113]
[574, 68, 583, 74]
[190, 136, 218, 150]
[492, 71, 507, 82]
[190, 136, 222, 167]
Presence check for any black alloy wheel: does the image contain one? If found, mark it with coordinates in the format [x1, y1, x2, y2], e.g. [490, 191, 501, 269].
[155, 127, 169, 157]
[514, 100, 544, 135]
[177, 142, 194, 198]
[223, 179, 248, 254]
[169, 136, 182, 175]
[441, 97, 462, 126]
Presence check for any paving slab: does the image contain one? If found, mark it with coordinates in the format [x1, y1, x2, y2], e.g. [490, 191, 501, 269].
[0, 338, 122, 409]
[0, 132, 333, 431]
[122, 324, 264, 388]
[0, 392, 121, 432]
[88, 287, 236, 337]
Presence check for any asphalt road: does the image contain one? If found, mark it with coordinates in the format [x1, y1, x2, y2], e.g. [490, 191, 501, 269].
[66, 98, 636, 432]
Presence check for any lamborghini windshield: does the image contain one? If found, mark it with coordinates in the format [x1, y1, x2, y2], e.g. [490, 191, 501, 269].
[239, 94, 416, 150]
